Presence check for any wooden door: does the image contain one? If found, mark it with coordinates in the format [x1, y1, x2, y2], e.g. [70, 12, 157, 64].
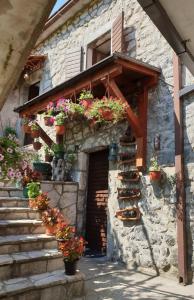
[86, 149, 109, 253]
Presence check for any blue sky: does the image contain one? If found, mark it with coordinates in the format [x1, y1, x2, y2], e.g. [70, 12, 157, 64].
[51, 0, 68, 16]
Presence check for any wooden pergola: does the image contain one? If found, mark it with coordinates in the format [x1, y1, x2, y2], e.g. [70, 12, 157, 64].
[15, 53, 160, 170]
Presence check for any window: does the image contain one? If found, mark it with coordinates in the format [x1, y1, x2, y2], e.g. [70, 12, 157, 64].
[28, 81, 40, 101]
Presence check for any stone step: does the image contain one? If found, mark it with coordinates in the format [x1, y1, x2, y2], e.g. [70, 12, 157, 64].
[0, 197, 28, 208]
[0, 249, 63, 280]
[0, 188, 23, 198]
[0, 270, 85, 300]
[0, 207, 41, 220]
[0, 220, 44, 235]
[0, 234, 57, 255]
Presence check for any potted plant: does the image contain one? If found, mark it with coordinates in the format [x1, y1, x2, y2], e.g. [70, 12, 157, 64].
[34, 192, 49, 211]
[22, 116, 31, 133]
[55, 112, 66, 135]
[27, 182, 41, 209]
[44, 146, 54, 162]
[30, 122, 40, 138]
[43, 102, 55, 126]
[20, 163, 40, 198]
[51, 143, 64, 159]
[79, 89, 94, 109]
[42, 208, 64, 235]
[58, 236, 85, 275]
[33, 139, 42, 150]
[55, 222, 75, 241]
[149, 155, 161, 181]
[56, 98, 70, 113]
[69, 102, 84, 120]
[4, 126, 17, 137]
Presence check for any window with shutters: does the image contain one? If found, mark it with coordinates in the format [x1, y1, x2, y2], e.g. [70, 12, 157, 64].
[86, 12, 124, 68]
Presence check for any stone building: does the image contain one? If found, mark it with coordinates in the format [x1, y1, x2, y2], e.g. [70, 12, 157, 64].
[2, 0, 194, 284]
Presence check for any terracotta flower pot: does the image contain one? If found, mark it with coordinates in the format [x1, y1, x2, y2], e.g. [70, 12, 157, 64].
[149, 170, 161, 181]
[33, 141, 42, 150]
[31, 130, 40, 138]
[81, 99, 93, 109]
[55, 125, 65, 135]
[64, 260, 78, 275]
[45, 154, 53, 162]
[99, 108, 113, 121]
[44, 116, 54, 126]
[45, 224, 57, 236]
[23, 124, 31, 134]
[29, 199, 37, 209]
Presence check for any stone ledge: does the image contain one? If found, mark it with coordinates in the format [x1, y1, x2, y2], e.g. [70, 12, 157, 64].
[0, 270, 85, 298]
[40, 181, 78, 186]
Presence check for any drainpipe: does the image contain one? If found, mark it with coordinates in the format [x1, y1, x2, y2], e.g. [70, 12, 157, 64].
[173, 53, 188, 284]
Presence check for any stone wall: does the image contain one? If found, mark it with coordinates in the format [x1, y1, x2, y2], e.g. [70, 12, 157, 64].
[40, 181, 78, 226]
[183, 92, 194, 278]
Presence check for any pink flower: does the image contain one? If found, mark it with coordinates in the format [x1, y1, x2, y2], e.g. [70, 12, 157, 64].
[0, 154, 4, 161]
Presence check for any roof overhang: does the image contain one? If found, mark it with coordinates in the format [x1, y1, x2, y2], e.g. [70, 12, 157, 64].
[138, 0, 194, 75]
[14, 53, 160, 116]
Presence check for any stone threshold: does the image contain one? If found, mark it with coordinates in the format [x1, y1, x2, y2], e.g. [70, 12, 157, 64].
[0, 270, 85, 298]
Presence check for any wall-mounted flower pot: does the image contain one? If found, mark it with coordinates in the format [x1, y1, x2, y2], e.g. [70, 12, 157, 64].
[31, 130, 40, 138]
[55, 125, 65, 135]
[115, 207, 141, 221]
[149, 170, 161, 181]
[33, 141, 42, 150]
[44, 116, 54, 126]
[117, 171, 140, 182]
[23, 124, 31, 134]
[117, 188, 141, 200]
[81, 98, 93, 109]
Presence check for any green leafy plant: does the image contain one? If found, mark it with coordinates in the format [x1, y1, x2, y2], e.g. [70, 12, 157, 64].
[27, 182, 41, 198]
[44, 146, 54, 156]
[4, 126, 17, 137]
[51, 143, 64, 153]
[149, 156, 160, 171]
[69, 103, 84, 115]
[30, 122, 39, 131]
[79, 89, 94, 100]
[66, 150, 76, 164]
[55, 112, 66, 125]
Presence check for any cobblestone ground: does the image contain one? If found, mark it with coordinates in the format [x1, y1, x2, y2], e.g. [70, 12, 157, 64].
[79, 257, 194, 300]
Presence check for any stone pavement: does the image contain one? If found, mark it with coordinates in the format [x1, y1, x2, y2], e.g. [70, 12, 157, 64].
[79, 257, 194, 300]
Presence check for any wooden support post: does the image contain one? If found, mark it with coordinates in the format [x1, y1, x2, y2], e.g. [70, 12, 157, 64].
[36, 123, 54, 148]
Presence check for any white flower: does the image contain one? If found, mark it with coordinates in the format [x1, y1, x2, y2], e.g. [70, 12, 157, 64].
[7, 148, 13, 153]
[0, 154, 4, 161]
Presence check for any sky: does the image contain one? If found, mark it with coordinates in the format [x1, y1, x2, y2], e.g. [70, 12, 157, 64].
[50, 0, 68, 16]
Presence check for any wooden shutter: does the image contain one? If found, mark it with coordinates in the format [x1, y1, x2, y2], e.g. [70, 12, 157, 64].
[65, 46, 83, 80]
[111, 11, 124, 53]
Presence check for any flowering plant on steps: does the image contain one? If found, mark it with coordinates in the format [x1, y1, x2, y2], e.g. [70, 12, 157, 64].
[42, 208, 64, 235]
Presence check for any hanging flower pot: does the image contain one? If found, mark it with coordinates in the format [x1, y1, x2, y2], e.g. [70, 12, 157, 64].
[79, 90, 94, 109]
[33, 141, 42, 151]
[149, 170, 161, 181]
[31, 129, 40, 138]
[81, 99, 93, 109]
[98, 107, 113, 121]
[23, 124, 31, 134]
[64, 260, 78, 275]
[55, 125, 65, 135]
[44, 116, 54, 127]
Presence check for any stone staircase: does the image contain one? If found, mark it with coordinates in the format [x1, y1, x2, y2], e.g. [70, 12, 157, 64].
[0, 187, 85, 300]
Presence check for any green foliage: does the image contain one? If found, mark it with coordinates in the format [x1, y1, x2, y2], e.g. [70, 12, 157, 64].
[30, 122, 39, 131]
[27, 182, 41, 198]
[4, 126, 17, 137]
[51, 143, 64, 153]
[55, 112, 66, 125]
[32, 153, 41, 162]
[149, 155, 160, 171]
[79, 89, 94, 100]
[44, 146, 54, 156]
[69, 103, 84, 115]
[66, 150, 76, 164]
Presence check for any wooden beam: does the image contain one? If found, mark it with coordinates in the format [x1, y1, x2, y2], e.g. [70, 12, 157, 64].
[36, 123, 54, 148]
[19, 65, 123, 116]
[108, 79, 142, 137]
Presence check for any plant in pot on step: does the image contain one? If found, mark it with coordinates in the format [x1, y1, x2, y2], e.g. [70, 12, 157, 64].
[55, 221, 75, 242]
[27, 181, 41, 209]
[79, 89, 94, 109]
[29, 121, 40, 138]
[58, 234, 85, 275]
[55, 112, 67, 135]
[44, 146, 54, 162]
[149, 155, 161, 181]
[51, 143, 65, 159]
[33, 138, 42, 151]
[42, 208, 64, 235]
[20, 163, 40, 198]
[34, 192, 49, 211]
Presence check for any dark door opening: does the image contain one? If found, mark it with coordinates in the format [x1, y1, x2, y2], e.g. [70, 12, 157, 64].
[85, 149, 109, 255]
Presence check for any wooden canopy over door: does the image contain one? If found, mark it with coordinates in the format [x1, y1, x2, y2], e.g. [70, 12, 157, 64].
[86, 149, 109, 254]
